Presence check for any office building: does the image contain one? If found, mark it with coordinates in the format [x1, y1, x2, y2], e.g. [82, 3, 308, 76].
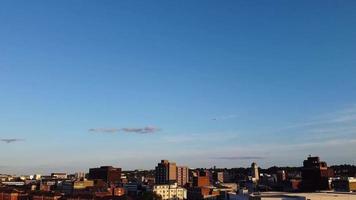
[155, 160, 177, 184]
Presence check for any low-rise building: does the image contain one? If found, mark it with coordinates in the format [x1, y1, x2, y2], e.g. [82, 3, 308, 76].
[153, 183, 187, 200]
[333, 177, 356, 192]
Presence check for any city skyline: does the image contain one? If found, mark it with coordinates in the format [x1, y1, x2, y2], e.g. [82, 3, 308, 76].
[1, 0, 356, 174]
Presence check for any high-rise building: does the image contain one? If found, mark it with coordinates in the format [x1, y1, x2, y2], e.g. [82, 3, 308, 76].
[155, 160, 177, 184]
[301, 156, 333, 191]
[177, 166, 189, 186]
[251, 162, 259, 182]
[88, 166, 122, 185]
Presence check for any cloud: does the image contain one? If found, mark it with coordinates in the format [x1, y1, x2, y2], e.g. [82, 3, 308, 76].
[212, 156, 265, 160]
[122, 126, 160, 134]
[89, 126, 160, 134]
[212, 114, 238, 121]
[0, 139, 25, 144]
[88, 128, 120, 133]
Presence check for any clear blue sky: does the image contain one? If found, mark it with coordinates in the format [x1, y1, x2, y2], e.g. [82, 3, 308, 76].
[1, 0, 356, 174]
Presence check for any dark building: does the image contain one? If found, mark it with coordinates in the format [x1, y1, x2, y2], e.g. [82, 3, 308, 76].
[88, 166, 122, 185]
[155, 160, 177, 184]
[301, 156, 333, 191]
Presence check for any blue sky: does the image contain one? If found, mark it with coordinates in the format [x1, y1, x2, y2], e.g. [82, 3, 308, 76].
[0, 0, 356, 174]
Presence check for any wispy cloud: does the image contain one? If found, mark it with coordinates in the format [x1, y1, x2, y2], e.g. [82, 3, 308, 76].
[212, 114, 238, 121]
[212, 156, 264, 160]
[89, 126, 160, 134]
[0, 138, 25, 144]
[88, 128, 120, 133]
[271, 105, 356, 141]
[122, 126, 160, 134]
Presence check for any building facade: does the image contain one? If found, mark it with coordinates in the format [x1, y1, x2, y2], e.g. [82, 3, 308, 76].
[153, 183, 187, 200]
[177, 166, 189, 186]
[155, 160, 177, 184]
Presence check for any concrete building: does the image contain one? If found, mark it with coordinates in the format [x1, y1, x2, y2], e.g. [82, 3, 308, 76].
[155, 160, 177, 184]
[153, 183, 187, 200]
[177, 166, 189, 186]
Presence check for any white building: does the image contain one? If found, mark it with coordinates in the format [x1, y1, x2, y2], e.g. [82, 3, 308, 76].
[153, 183, 187, 200]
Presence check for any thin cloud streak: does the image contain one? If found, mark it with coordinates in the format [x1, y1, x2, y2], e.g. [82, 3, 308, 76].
[89, 126, 160, 134]
[0, 138, 25, 144]
[88, 128, 120, 133]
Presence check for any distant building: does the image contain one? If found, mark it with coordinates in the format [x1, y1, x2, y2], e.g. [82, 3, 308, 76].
[277, 170, 286, 182]
[88, 166, 122, 185]
[213, 172, 224, 183]
[193, 171, 210, 187]
[155, 160, 177, 184]
[75, 172, 85, 180]
[153, 183, 187, 200]
[73, 180, 94, 190]
[333, 177, 356, 192]
[301, 156, 333, 191]
[51, 173, 67, 179]
[251, 163, 259, 182]
[177, 166, 189, 186]
[33, 174, 42, 180]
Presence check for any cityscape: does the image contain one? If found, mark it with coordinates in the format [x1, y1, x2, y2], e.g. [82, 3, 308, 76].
[1, 0, 356, 200]
[1, 156, 356, 200]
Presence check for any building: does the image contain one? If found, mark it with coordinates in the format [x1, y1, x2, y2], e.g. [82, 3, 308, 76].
[153, 183, 187, 200]
[73, 180, 94, 190]
[276, 170, 286, 182]
[155, 160, 177, 184]
[193, 171, 210, 187]
[333, 177, 356, 192]
[51, 173, 67, 179]
[301, 156, 333, 191]
[75, 172, 85, 180]
[251, 163, 259, 182]
[177, 166, 189, 186]
[0, 190, 28, 200]
[212, 172, 224, 183]
[88, 166, 122, 185]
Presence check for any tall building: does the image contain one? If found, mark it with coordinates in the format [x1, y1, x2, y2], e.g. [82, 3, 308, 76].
[155, 160, 177, 184]
[301, 156, 333, 191]
[88, 166, 122, 185]
[251, 162, 259, 182]
[177, 166, 189, 186]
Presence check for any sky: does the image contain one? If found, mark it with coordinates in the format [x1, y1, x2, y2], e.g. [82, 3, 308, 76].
[0, 0, 356, 175]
